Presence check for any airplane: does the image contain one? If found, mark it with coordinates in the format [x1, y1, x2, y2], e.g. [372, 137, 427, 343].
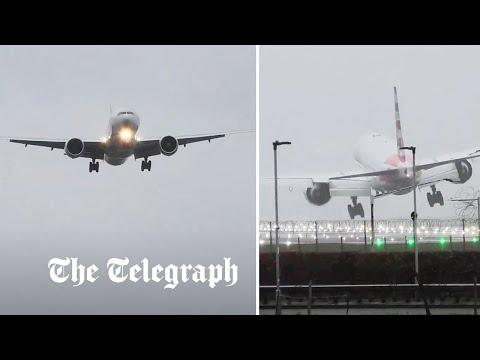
[9, 107, 227, 173]
[271, 87, 480, 219]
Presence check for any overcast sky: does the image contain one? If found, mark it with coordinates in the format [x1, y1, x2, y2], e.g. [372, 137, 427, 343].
[0, 45, 255, 314]
[260, 45, 480, 221]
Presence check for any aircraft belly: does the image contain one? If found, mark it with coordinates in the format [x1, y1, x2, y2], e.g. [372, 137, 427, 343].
[104, 142, 134, 166]
[105, 156, 127, 166]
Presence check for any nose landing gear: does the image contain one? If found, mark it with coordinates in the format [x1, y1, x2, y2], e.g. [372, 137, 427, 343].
[141, 157, 152, 172]
[347, 197, 365, 219]
[89, 159, 99, 173]
[427, 185, 444, 207]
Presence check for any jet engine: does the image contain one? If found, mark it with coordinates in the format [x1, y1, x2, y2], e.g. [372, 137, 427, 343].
[64, 138, 84, 159]
[304, 182, 332, 206]
[454, 159, 473, 183]
[160, 136, 178, 156]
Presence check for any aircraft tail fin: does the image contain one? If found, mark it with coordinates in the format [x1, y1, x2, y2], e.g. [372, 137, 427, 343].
[394, 86, 406, 162]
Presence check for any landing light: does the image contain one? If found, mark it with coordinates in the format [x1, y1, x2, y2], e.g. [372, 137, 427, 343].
[119, 128, 133, 142]
[101, 137, 107, 143]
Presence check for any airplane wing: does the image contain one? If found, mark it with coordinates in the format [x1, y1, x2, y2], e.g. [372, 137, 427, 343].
[329, 152, 480, 180]
[133, 129, 254, 159]
[9, 130, 253, 161]
[9, 139, 105, 160]
[260, 174, 372, 197]
[261, 148, 480, 201]
[373, 179, 446, 199]
[134, 134, 225, 159]
[178, 134, 225, 146]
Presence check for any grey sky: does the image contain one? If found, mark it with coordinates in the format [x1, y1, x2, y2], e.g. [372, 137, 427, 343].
[0, 45, 255, 314]
[260, 45, 480, 221]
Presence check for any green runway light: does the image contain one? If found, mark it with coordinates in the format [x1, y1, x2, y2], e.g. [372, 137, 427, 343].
[473, 237, 479, 244]
[375, 238, 384, 248]
[407, 237, 415, 247]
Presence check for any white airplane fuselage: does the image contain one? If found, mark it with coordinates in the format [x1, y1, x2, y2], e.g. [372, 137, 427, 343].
[104, 110, 141, 166]
[353, 133, 415, 194]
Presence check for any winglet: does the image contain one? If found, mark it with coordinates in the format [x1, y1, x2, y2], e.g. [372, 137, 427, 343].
[394, 86, 406, 162]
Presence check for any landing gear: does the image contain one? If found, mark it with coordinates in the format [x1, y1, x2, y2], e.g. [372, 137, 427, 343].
[89, 159, 99, 173]
[141, 158, 152, 172]
[347, 196, 365, 219]
[427, 185, 444, 207]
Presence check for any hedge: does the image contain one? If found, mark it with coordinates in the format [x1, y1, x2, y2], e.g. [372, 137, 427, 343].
[260, 252, 480, 285]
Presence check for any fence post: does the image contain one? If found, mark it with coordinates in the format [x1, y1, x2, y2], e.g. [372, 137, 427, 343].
[474, 275, 478, 316]
[276, 293, 282, 315]
[384, 236, 387, 251]
[269, 221, 273, 254]
[363, 220, 367, 252]
[463, 219, 466, 251]
[450, 235, 453, 251]
[405, 235, 407, 251]
[308, 280, 312, 315]
[341, 236, 343, 252]
[297, 237, 301, 253]
[416, 274, 431, 316]
[315, 221, 318, 253]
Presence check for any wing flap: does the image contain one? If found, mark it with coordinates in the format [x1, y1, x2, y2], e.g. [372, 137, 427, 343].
[10, 139, 65, 149]
[134, 134, 225, 159]
[260, 177, 371, 197]
[134, 140, 160, 159]
[81, 142, 106, 160]
[178, 134, 225, 146]
[10, 139, 106, 159]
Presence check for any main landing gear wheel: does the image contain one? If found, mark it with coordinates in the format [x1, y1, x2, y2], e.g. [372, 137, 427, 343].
[141, 158, 152, 172]
[427, 185, 444, 207]
[89, 160, 99, 173]
[347, 197, 365, 219]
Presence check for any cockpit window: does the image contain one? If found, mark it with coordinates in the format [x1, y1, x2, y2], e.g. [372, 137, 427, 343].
[118, 111, 134, 116]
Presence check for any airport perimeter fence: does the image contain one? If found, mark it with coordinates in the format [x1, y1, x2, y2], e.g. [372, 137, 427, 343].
[259, 219, 480, 253]
[260, 281, 480, 315]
